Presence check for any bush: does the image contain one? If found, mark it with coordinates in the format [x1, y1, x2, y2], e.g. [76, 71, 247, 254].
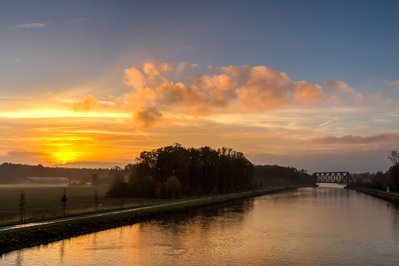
[107, 173, 127, 197]
[388, 164, 399, 191]
[129, 175, 157, 198]
[166, 176, 181, 198]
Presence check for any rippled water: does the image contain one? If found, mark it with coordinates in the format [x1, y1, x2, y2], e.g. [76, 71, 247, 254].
[2, 187, 399, 265]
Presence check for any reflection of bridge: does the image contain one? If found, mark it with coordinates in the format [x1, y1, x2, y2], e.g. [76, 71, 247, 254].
[314, 172, 353, 184]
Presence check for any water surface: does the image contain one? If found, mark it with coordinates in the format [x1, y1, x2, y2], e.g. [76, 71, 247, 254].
[2, 187, 399, 265]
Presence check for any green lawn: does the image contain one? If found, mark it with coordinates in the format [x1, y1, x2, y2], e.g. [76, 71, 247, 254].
[0, 185, 165, 225]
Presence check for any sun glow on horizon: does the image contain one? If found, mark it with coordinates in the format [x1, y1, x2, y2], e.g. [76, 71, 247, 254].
[0, 109, 130, 119]
[52, 150, 81, 165]
[38, 136, 92, 165]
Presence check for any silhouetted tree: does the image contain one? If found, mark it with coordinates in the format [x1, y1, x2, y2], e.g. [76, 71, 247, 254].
[60, 189, 68, 216]
[108, 144, 254, 198]
[388, 150, 399, 165]
[93, 189, 99, 210]
[253, 165, 315, 187]
[385, 150, 399, 191]
[107, 172, 126, 196]
[166, 176, 182, 198]
[91, 173, 99, 186]
[388, 164, 399, 191]
[18, 191, 26, 222]
[128, 174, 157, 198]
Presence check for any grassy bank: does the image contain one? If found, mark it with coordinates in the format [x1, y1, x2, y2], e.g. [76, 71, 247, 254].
[0, 185, 169, 225]
[349, 186, 399, 204]
[0, 186, 295, 255]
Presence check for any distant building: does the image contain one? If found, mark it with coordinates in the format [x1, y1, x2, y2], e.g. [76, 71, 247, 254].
[24, 177, 70, 185]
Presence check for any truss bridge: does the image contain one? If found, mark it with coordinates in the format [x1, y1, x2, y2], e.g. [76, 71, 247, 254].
[314, 172, 353, 184]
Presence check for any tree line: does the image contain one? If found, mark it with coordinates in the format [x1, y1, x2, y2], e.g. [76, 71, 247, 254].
[253, 165, 315, 187]
[350, 150, 399, 191]
[107, 144, 254, 198]
[387, 150, 399, 191]
[0, 163, 112, 184]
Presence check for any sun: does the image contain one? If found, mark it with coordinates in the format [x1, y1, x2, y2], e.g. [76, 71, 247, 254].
[38, 136, 90, 165]
[52, 149, 81, 165]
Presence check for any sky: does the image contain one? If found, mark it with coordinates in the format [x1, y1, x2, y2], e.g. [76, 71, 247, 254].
[1, 0, 399, 172]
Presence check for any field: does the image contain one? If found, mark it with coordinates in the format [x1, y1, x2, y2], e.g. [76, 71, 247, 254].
[0, 185, 165, 225]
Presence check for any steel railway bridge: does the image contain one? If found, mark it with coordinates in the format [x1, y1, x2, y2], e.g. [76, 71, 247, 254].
[313, 172, 353, 184]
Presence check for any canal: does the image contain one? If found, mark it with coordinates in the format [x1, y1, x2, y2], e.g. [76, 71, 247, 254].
[2, 186, 399, 265]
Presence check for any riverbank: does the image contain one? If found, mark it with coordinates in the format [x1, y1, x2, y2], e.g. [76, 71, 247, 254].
[348, 186, 399, 204]
[0, 186, 297, 255]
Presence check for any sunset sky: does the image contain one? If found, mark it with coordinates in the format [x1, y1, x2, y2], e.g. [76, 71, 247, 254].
[1, 0, 399, 172]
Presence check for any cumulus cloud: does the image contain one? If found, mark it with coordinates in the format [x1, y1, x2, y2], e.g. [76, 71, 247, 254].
[73, 95, 117, 113]
[14, 22, 47, 29]
[384, 80, 399, 89]
[134, 107, 162, 128]
[294, 81, 324, 105]
[368, 92, 399, 108]
[123, 62, 327, 124]
[124, 67, 146, 90]
[73, 62, 371, 128]
[326, 80, 364, 104]
[73, 95, 99, 112]
[236, 65, 292, 110]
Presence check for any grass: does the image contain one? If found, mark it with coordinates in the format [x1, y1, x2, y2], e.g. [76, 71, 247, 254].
[0, 185, 166, 225]
[0, 186, 295, 255]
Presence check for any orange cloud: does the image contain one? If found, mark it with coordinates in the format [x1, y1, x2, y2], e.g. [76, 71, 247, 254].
[73, 95, 99, 112]
[294, 81, 324, 105]
[70, 62, 377, 129]
[326, 80, 364, 104]
[124, 67, 145, 89]
[123, 62, 327, 122]
[134, 107, 162, 128]
[237, 65, 292, 110]
[368, 91, 399, 108]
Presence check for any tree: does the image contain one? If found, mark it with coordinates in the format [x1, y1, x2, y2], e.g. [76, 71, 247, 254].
[93, 189, 99, 210]
[107, 172, 127, 197]
[107, 144, 255, 198]
[18, 191, 26, 222]
[388, 163, 399, 191]
[388, 150, 399, 165]
[91, 173, 99, 186]
[166, 176, 182, 198]
[128, 174, 157, 198]
[60, 189, 68, 216]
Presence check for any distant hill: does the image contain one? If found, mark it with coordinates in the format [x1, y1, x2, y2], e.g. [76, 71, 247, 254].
[0, 163, 113, 184]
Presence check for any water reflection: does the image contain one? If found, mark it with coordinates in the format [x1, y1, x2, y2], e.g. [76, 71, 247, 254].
[2, 187, 399, 265]
[15, 250, 23, 266]
[59, 240, 64, 265]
